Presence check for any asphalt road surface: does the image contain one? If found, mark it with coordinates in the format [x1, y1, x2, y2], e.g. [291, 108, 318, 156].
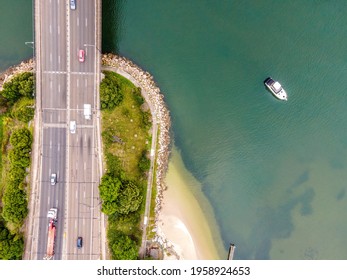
[34, 0, 102, 260]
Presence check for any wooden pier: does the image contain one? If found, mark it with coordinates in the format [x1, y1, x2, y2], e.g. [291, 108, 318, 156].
[227, 243, 236, 260]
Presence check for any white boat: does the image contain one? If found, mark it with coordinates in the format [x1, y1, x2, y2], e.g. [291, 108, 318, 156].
[264, 77, 287, 101]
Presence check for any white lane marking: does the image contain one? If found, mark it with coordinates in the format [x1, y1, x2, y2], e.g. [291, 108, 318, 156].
[58, 25, 60, 35]
[84, 162, 86, 171]
[85, 18, 88, 27]
[77, 78, 79, 88]
[50, 53, 52, 62]
[84, 133, 87, 143]
[50, 140, 52, 148]
[50, 80, 53, 90]
[58, 142, 60, 152]
[77, 17, 79, 27]
[58, 55, 61, 64]
[58, 83, 61, 93]
[75, 220, 77, 228]
[85, 79, 87, 88]
[50, 24, 52, 34]
[83, 191, 86, 199]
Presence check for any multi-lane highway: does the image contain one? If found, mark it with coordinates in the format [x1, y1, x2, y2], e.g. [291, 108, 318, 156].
[28, 0, 102, 260]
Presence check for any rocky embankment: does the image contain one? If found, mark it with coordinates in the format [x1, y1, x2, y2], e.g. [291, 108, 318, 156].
[0, 59, 34, 90]
[101, 54, 175, 257]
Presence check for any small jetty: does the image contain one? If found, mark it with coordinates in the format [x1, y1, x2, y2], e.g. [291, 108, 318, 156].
[227, 243, 236, 260]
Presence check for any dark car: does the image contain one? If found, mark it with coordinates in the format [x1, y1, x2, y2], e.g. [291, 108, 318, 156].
[77, 236, 83, 248]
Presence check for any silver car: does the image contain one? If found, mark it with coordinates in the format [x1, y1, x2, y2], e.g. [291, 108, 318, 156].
[70, 0, 76, 10]
[50, 173, 57, 186]
[70, 121, 76, 134]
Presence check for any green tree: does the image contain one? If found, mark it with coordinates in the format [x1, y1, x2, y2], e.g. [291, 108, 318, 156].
[10, 127, 32, 147]
[8, 149, 31, 168]
[100, 71, 124, 110]
[2, 184, 28, 226]
[117, 181, 143, 215]
[11, 97, 35, 123]
[111, 233, 138, 260]
[0, 228, 24, 260]
[132, 87, 144, 106]
[8, 166, 27, 186]
[0, 72, 34, 105]
[99, 174, 122, 215]
[138, 150, 150, 173]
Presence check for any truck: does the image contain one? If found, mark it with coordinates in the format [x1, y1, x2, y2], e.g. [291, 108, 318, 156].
[47, 208, 57, 220]
[83, 104, 92, 120]
[43, 219, 56, 260]
[44, 208, 57, 260]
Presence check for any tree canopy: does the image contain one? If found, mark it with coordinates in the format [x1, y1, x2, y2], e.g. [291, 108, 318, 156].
[100, 71, 124, 110]
[0, 222, 24, 260]
[0, 72, 34, 105]
[99, 174, 142, 216]
[111, 233, 138, 260]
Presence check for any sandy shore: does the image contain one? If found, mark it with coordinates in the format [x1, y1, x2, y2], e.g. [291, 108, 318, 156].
[157, 146, 226, 260]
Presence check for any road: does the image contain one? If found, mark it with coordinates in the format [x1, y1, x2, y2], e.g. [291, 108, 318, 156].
[28, 0, 102, 260]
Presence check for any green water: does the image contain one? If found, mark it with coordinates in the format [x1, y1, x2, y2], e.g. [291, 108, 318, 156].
[0, 0, 33, 71]
[109, 0, 347, 259]
[2, 0, 347, 259]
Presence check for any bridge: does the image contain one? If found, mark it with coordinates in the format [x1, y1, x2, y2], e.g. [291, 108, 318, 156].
[25, 0, 104, 260]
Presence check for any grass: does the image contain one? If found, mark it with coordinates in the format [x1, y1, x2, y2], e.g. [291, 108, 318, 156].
[101, 72, 151, 183]
[100, 71, 153, 257]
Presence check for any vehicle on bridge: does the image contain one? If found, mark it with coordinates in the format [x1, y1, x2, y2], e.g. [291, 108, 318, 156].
[43, 220, 56, 260]
[47, 208, 57, 220]
[70, 0, 76, 10]
[84, 104, 92, 120]
[79, 49, 85, 62]
[50, 173, 57, 185]
[77, 236, 83, 248]
[70, 121, 76, 134]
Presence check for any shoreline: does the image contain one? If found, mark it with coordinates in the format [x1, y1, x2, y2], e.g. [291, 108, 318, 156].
[1, 56, 224, 260]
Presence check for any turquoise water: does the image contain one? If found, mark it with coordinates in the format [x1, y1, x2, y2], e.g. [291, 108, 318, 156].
[110, 0, 347, 259]
[0, 0, 33, 71]
[2, 0, 347, 259]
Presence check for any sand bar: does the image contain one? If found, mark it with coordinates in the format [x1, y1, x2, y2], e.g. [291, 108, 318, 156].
[157, 146, 226, 259]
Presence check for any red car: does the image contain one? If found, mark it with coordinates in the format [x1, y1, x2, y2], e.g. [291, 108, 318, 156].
[78, 49, 85, 62]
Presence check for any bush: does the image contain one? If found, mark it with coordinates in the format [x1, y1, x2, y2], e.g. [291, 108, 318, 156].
[110, 232, 138, 260]
[11, 98, 35, 123]
[117, 181, 143, 215]
[2, 183, 28, 226]
[138, 150, 150, 173]
[0, 222, 24, 260]
[100, 71, 124, 110]
[0, 72, 34, 105]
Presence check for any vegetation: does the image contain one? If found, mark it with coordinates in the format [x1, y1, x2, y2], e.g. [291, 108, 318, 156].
[0, 72, 34, 106]
[0, 72, 34, 259]
[0, 219, 24, 260]
[99, 71, 152, 259]
[100, 71, 124, 110]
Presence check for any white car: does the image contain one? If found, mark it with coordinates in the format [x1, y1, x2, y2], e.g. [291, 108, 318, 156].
[50, 173, 57, 185]
[70, 0, 76, 10]
[70, 121, 76, 134]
